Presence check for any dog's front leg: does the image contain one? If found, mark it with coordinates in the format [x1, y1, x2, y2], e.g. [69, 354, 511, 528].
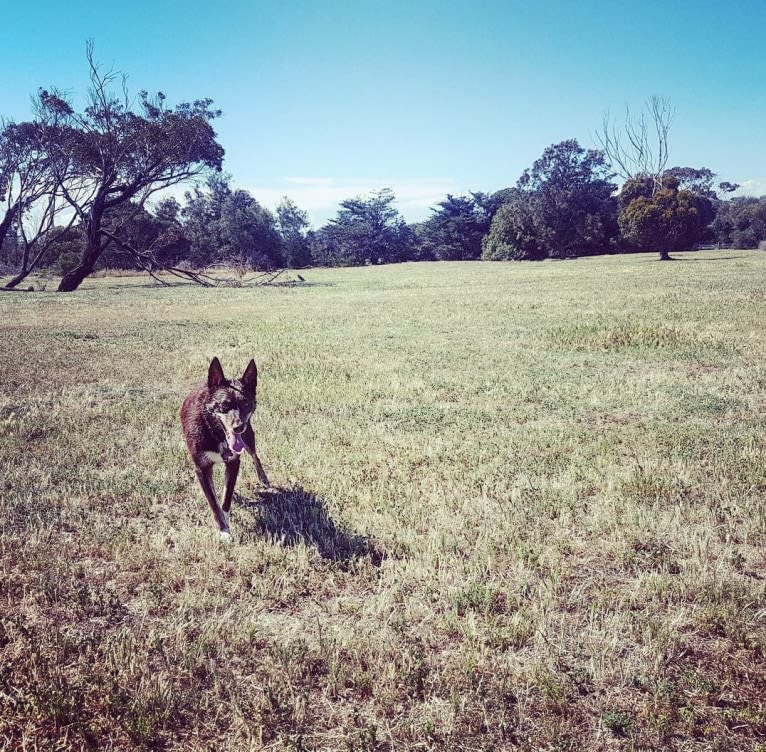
[195, 464, 231, 539]
[242, 425, 271, 487]
[222, 458, 241, 530]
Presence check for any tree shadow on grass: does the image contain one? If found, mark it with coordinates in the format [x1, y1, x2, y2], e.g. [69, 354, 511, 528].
[677, 254, 749, 262]
[237, 485, 385, 568]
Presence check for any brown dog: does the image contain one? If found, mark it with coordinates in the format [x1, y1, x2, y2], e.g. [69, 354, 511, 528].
[181, 357, 270, 541]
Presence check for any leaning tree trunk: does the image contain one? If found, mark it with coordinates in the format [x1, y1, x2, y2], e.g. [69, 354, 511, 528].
[57, 208, 104, 292]
[4, 268, 33, 290]
[57, 264, 92, 292]
[57, 234, 102, 292]
[4, 238, 42, 290]
[0, 205, 19, 255]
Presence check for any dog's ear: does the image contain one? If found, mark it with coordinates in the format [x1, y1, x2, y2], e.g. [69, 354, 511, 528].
[242, 359, 258, 393]
[208, 357, 226, 389]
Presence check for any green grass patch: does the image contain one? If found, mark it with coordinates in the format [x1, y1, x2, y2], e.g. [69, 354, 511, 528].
[1, 251, 765, 750]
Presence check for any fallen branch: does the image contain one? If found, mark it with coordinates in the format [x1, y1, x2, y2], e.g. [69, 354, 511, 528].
[99, 229, 220, 287]
[206, 263, 289, 287]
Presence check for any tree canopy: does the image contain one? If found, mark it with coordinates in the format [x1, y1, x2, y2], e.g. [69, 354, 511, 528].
[416, 194, 494, 260]
[182, 174, 284, 269]
[711, 196, 766, 249]
[517, 139, 618, 258]
[618, 175, 707, 260]
[277, 196, 312, 268]
[312, 188, 413, 266]
[481, 189, 547, 261]
[482, 140, 618, 262]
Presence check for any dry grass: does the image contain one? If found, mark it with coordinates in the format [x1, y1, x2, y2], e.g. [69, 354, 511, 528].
[1, 251, 765, 751]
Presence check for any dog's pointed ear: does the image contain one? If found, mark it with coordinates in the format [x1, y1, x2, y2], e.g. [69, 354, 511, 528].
[242, 359, 258, 392]
[208, 357, 226, 389]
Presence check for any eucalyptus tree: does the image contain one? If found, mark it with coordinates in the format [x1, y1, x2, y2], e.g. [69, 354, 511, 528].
[34, 44, 224, 291]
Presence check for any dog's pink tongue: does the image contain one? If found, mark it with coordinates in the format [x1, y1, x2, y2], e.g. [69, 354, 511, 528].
[231, 434, 246, 454]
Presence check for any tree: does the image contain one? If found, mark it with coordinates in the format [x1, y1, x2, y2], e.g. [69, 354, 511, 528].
[665, 166, 716, 197]
[598, 96, 674, 195]
[35, 43, 223, 291]
[475, 187, 517, 219]
[718, 181, 739, 195]
[220, 189, 283, 269]
[45, 224, 87, 276]
[1, 120, 77, 288]
[481, 189, 547, 261]
[712, 197, 766, 249]
[417, 194, 493, 260]
[616, 168, 719, 259]
[182, 173, 230, 267]
[1, 121, 46, 252]
[96, 201, 192, 270]
[182, 175, 284, 269]
[154, 196, 182, 223]
[618, 175, 704, 259]
[97, 203, 161, 269]
[313, 188, 413, 266]
[516, 139, 618, 257]
[483, 140, 618, 262]
[276, 196, 311, 268]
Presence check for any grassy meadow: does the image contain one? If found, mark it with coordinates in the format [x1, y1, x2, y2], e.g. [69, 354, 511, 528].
[1, 252, 765, 751]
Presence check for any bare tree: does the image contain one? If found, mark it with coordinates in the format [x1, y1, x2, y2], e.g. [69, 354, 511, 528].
[597, 96, 674, 195]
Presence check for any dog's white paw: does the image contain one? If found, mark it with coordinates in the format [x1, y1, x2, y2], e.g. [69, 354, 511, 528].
[219, 530, 232, 544]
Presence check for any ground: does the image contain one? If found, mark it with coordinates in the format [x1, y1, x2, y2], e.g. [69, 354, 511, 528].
[1, 252, 765, 751]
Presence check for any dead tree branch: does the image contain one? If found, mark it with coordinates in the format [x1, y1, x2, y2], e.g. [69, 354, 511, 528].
[99, 228, 219, 287]
[597, 96, 674, 194]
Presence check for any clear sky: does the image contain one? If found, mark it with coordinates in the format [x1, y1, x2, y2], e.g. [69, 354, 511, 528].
[1, 0, 764, 225]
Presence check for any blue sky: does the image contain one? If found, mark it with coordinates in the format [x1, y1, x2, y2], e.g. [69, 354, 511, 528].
[1, 0, 764, 225]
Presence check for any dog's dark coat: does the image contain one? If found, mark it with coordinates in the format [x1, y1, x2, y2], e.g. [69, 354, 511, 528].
[181, 357, 270, 537]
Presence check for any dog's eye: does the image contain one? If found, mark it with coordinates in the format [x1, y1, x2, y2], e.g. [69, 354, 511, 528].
[219, 404, 233, 413]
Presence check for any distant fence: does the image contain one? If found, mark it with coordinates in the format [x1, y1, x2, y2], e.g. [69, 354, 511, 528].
[693, 243, 734, 250]
[693, 242, 766, 251]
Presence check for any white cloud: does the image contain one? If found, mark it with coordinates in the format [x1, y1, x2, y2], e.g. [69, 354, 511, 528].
[281, 177, 335, 187]
[734, 177, 766, 197]
[242, 176, 462, 226]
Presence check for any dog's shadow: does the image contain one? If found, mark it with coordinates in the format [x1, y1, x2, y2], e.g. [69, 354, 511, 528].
[236, 486, 385, 568]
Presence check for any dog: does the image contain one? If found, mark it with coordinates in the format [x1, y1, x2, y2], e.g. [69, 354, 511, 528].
[181, 357, 270, 541]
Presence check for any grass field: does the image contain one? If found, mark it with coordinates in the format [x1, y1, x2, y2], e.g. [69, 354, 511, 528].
[1, 252, 765, 751]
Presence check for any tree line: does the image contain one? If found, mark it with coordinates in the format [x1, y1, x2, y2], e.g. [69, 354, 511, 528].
[1, 54, 764, 292]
